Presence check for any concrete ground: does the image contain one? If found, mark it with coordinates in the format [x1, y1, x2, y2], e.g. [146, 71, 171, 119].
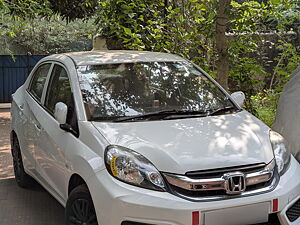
[0, 108, 64, 225]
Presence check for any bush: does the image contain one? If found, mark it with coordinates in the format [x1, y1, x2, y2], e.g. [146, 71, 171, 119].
[251, 89, 279, 127]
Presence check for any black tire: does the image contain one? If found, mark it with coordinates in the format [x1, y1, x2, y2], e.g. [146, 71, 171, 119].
[65, 184, 98, 225]
[11, 136, 34, 188]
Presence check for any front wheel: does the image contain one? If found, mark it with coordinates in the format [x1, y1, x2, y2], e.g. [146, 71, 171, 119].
[65, 184, 98, 225]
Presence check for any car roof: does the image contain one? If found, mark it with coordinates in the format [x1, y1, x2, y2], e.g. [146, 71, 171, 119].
[50, 50, 185, 66]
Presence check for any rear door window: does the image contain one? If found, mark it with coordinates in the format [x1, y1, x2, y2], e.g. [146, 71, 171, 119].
[28, 63, 51, 102]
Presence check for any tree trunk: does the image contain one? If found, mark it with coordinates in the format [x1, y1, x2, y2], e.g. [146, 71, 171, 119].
[216, 0, 231, 90]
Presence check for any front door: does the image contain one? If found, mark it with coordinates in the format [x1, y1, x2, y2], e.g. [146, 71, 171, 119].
[34, 63, 79, 202]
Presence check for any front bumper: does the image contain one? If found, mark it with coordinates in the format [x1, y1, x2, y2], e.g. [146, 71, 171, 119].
[87, 156, 300, 225]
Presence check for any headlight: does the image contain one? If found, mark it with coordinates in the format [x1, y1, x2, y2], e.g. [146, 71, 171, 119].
[269, 130, 291, 175]
[104, 145, 166, 191]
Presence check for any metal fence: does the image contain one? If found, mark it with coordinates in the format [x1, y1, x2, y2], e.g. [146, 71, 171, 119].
[0, 55, 47, 103]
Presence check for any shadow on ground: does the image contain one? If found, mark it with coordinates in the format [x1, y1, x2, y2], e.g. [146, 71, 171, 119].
[0, 109, 64, 225]
[0, 178, 65, 225]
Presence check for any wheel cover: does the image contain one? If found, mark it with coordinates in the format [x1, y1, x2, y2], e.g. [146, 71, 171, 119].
[69, 199, 97, 225]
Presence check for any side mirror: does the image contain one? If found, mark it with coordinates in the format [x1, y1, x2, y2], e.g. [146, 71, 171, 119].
[231, 91, 245, 107]
[54, 102, 68, 124]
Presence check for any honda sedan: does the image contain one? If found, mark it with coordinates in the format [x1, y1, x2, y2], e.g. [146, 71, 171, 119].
[11, 51, 300, 225]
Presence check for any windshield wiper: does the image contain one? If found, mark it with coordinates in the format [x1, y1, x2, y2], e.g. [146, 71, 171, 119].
[113, 109, 207, 122]
[208, 106, 240, 116]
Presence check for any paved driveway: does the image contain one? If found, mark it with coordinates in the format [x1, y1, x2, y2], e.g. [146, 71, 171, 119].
[0, 109, 64, 225]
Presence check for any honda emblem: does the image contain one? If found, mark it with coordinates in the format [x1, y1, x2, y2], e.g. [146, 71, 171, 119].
[223, 172, 246, 195]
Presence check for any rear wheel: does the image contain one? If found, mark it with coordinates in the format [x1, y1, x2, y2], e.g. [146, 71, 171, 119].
[66, 184, 98, 225]
[11, 136, 34, 188]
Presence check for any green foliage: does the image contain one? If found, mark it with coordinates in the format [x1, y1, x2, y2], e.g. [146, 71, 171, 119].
[96, 0, 166, 50]
[251, 90, 279, 126]
[96, 0, 219, 74]
[230, 1, 270, 32]
[3, 0, 52, 19]
[93, 0, 299, 121]
[229, 57, 266, 115]
[0, 0, 299, 124]
[0, 0, 51, 55]
[227, 1, 270, 113]
[228, 0, 299, 118]
[1, 0, 99, 21]
[48, 0, 99, 21]
[0, 0, 98, 54]
[271, 40, 300, 91]
[1, 16, 96, 54]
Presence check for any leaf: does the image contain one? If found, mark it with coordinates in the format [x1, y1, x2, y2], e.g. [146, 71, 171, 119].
[173, 8, 180, 13]
[147, 20, 153, 25]
[123, 27, 132, 35]
[138, 15, 144, 22]
[153, 28, 160, 34]
[128, 13, 135, 18]
[270, 0, 280, 5]
[9, 31, 16, 37]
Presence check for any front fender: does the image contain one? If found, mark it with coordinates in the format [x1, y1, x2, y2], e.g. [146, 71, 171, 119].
[65, 121, 109, 196]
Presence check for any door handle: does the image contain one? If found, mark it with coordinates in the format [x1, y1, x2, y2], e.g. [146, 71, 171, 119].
[19, 104, 24, 110]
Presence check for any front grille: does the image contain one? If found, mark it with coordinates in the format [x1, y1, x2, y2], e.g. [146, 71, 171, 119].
[163, 159, 278, 201]
[286, 198, 300, 222]
[168, 176, 275, 199]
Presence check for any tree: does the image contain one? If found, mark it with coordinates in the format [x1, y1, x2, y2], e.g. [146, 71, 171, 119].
[48, 0, 99, 21]
[0, 0, 98, 54]
[1, 0, 299, 105]
[3, 17, 96, 54]
[216, 0, 231, 90]
[1, 0, 51, 18]
[1, 0, 98, 21]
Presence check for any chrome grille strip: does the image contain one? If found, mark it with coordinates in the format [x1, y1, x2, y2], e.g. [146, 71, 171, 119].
[171, 173, 279, 202]
[165, 174, 225, 191]
[163, 159, 276, 192]
[246, 169, 273, 186]
[185, 163, 265, 177]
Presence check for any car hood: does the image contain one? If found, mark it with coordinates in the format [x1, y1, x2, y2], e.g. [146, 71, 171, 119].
[92, 111, 274, 174]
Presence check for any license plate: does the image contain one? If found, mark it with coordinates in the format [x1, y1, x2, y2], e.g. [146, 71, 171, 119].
[203, 202, 270, 225]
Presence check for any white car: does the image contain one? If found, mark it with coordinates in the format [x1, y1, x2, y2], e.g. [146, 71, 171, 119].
[10, 51, 300, 225]
[273, 65, 300, 163]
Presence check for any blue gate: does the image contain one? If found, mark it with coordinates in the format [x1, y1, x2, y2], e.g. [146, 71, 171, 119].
[0, 55, 47, 103]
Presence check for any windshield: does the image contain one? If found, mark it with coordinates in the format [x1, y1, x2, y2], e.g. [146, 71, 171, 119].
[77, 61, 236, 121]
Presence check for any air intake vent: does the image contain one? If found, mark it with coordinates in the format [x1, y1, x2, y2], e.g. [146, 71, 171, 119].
[286, 198, 300, 222]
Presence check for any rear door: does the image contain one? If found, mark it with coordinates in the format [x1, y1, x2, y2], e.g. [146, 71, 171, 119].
[34, 63, 79, 202]
[23, 63, 52, 173]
